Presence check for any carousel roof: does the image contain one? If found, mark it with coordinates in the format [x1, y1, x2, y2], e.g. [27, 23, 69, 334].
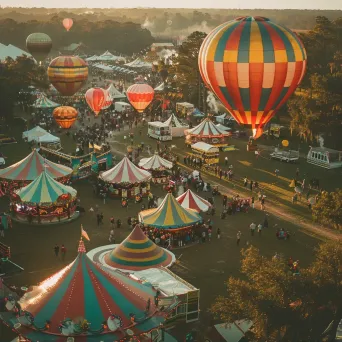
[100, 156, 151, 184]
[0, 149, 73, 181]
[1, 240, 170, 341]
[186, 118, 230, 137]
[33, 94, 60, 109]
[15, 171, 77, 204]
[105, 224, 174, 271]
[138, 153, 173, 171]
[176, 189, 212, 213]
[139, 192, 202, 229]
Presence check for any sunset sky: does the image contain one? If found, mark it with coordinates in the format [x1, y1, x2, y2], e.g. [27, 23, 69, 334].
[2, 0, 342, 10]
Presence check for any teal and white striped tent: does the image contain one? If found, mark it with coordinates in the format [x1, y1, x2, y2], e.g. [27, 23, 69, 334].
[15, 171, 76, 204]
[33, 94, 60, 109]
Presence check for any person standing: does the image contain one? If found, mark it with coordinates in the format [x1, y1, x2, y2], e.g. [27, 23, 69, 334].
[54, 244, 59, 257]
[0, 223, 4, 238]
[236, 231, 242, 246]
[274, 169, 279, 177]
[261, 196, 266, 210]
[217, 228, 221, 239]
[97, 214, 101, 227]
[263, 216, 269, 229]
[249, 181, 253, 191]
[224, 156, 228, 165]
[251, 196, 255, 209]
[208, 228, 212, 242]
[201, 231, 206, 243]
[109, 229, 115, 243]
[257, 223, 263, 236]
[243, 177, 248, 187]
[60, 245, 66, 262]
[250, 222, 256, 236]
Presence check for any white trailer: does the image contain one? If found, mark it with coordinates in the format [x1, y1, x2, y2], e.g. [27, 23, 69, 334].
[114, 102, 132, 112]
[270, 149, 299, 163]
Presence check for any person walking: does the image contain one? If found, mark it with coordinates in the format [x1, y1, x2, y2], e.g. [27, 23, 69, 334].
[54, 244, 59, 257]
[263, 216, 269, 229]
[217, 228, 221, 239]
[258, 223, 263, 236]
[208, 228, 212, 242]
[0, 223, 4, 238]
[251, 196, 255, 209]
[274, 169, 280, 177]
[96, 214, 101, 227]
[110, 217, 115, 228]
[224, 156, 228, 165]
[60, 245, 66, 262]
[250, 222, 256, 236]
[243, 177, 248, 187]
[261, 196, 266, 210]
[236, 231, 242, 246]
[109, 229, 115, 243]
[249, 181, 253, 191]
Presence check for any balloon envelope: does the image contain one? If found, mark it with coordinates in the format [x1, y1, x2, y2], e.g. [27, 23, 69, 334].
[126, 83, 154, 113]
[85, 88, 106, 115]
[47, 56, 88, 96]
[53, 106, 78, 129]
[63, 18, 73, 31]
[198, 16, 307, 139]
[26, 33, 52, 63]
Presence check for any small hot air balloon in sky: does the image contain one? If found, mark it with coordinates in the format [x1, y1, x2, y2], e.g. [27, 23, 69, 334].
[198, 16, 307, 139]
[53, 106, 78, 129]
[47, 56, 88, 96]
[26, 33, 52, 63]
[63, 18, 73, 31]
[126, 76, 154, 113]
[85, 88, 106, 115]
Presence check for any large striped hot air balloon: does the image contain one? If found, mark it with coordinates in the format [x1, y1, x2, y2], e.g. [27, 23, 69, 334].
[53, 106, 78, 129]
[198, 16, 307, 139]
[85, 88, 106, 115]
[26, 33, 52, 63]
[63, 18, 73, 31]
[126, 77, 154, 113]
[47, 56, 88, 96]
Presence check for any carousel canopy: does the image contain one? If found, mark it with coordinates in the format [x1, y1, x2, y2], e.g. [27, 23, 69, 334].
[186, 118, 230, 137]
[1, 240, 170, 341]
[15, 171, 77, 204]
[33, 94, 60, 109]
[0, 149, 72, 181]
[164, 113, 188, 128]
[100, 156, 151, 184]
[139, 192, 202, 229]
[138, 153, 173, 171]
[105, 224, 174, 271]
[176, 189, 212, 213]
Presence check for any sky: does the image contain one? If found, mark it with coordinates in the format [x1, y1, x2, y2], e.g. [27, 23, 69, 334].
[1, 0, 342, 10]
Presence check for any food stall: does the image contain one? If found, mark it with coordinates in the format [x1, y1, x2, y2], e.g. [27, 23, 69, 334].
[176, 102, 195, 116]
[190, 142, 219, 165]
[147, 121, 172, 141]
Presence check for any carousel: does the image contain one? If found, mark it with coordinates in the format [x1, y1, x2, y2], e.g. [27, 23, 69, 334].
[139, 192, 202, 231]
[185, 117, 230, 148]
[176, 189, 212, 213]
[0, 240, 178, 341]
[138, 153, 173, 185]
[88, 224, 175, 272]
[99, 156, 152, 198]
[0, 149, 73, 193]
[11, 171, 78, 224]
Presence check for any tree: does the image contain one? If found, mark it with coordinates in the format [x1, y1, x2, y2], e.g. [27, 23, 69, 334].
[311, 189, 342, 230]
[211, 243, 342, 341]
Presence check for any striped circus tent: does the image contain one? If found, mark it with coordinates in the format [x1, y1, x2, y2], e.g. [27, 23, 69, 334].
[176, 189, 212, 213]
[185, 118, 230, 138]
[139, 192, 202, 230]
[0, 149, 72, 181]
[33, 94, 60, 108]
[138, 153, 173, 171]
[0, 240, 171, 341]
[15, 171, 77, 204]
[100, 156, 151, 184]
[105, 224, 174, 271]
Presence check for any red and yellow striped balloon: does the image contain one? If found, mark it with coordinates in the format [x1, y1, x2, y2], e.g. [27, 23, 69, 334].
[198, 16, 307, 139]
[47, 56, 88, 96]
[85, 88, 106, 115]
[126, 82, 154, 113]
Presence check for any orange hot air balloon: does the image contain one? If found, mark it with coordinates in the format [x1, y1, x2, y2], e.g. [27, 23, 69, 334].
[53, 106, 78, 129]
[85, 88, 106, 115]
[47, 56, 88, 96]
[63, 18, 73, 31]
[198, 16, 307, 139]
[126, 77, 154, 113]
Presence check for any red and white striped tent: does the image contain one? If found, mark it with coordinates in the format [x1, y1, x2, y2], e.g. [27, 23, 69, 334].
[138, 153, 173, 171]
[185, 118, 230, 138]
[176, 189, 212, 212]
[99, 156, 151, 184]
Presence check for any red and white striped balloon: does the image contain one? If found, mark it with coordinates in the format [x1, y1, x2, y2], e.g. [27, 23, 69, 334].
[126, 82, 154, 113]
[102, 89, 113, 110]
[63, 18, 73, 31]
[85, 88, 106, 115]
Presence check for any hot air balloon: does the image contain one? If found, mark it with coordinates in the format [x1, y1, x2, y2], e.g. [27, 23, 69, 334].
[47, 56, 88, 96]
[126, 77, 154, 113]
[26, 33, 52, 63]
[198, 16, 307, 139]
[85, 88, 106, 115]
[53, 106, 78, 129]
[102, 89, 113, 110]
[63, 18, 73, 31]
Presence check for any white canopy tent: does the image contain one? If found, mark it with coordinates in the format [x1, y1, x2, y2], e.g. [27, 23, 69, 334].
[22, 126, 48, 140]
[0, 43, 32, 62]
[164, 113, 189, 137]
[37, 133, 60, 144]
[125, 58, 152, 69]
[93, 63, 113, 72]
[107, 83, 126, 99]
[154, 82, 165, 91]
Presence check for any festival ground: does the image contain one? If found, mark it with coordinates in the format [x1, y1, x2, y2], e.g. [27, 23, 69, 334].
[0, 117, 341, 340]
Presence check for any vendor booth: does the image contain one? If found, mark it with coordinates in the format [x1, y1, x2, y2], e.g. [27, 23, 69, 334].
[185, 118, 230, 148]
[147, 121, 172, 141]
[307, 146, 342, 169]
[22, 126, 47, 140]
[139, 192, 202, 231]
[99, 156, 151, 198]
[138, 153, 173, 184]
[190, 142, 219, 165]
[11, 171, 78, 224]
[163, 113, 189, 137]
[0, 149, 73, 192]
[176, 102, 194, 116]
